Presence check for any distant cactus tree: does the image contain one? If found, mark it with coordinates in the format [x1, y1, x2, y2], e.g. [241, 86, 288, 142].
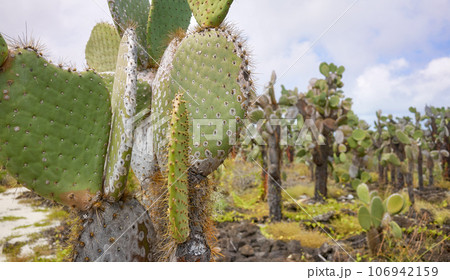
[0, 0, 253, 262]
[249, 71, 283, 221]
[301, 62, 351, 201]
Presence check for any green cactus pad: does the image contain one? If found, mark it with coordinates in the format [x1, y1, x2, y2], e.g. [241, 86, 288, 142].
[103, 29, 138, 201]
[0, 49, 111, 210]
[0, 33, 8, 66]
[146, 0, 192, 66]
[101, 73, 152, 114]
[319, 62, 329, 77]
[356, 183, 370, 204]
[386, 193, 404, 215]
[352, 128, 366, 141]
[370, 196, 385, 228]
[358, 206, 371, 230]
[73, 198, 156, 261]
[369, 190, 379, 200]
[389, 221, 402, 239]
[108, 0, 150, 68]
[85, 23, 120, 72]
[188, 0, 234, 28]
[152, 27, 252, 177]
[168, 92, 190, 243]
[395, 129, 411, 145]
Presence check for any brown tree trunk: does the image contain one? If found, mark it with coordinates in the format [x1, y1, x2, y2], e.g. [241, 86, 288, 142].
[312, 138, 330, 201]
[384, 165, 389, 185]
[393, 143, 405, 191]
[309, 163, 314, 182]
[406, 160, 415, 205]
[267, 126, 282, 221]
[427, 155, 434, 186]
[366, 227, 382, 256]
[418, 146, 424, 191]
[445, 149, 450, 181]
[390, 165, 396, 186]
[260, 145, 268, 201]
[286, 146, 294, 164]
[377, 153, 384, 186]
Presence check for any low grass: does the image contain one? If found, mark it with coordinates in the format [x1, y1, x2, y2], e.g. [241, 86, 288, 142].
[261, 222, 329, 248]
[0, 185, 6, 193]
[415, 199, 450, 225]
[328, 184, 348, 199]
[0, 216, 26, 222]
[330, 215, 363, 239]
[46, 209, 69, 221]
[12, 224, 32, 230]
[33, 221, 52, 228]
[284, 198, 360, 222]
[283, 183, 314, 199]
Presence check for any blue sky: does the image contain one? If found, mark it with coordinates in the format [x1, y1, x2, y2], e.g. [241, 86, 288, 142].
[1, 0, 449, 125]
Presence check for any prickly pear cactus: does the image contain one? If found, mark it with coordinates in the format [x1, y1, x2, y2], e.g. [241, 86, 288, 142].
[0, 44, 111, 210]
[356, 183, 404, 255]
[85, 23, 120, 72]
[73, 197, 156, 262]
[188, 0, 234, 28]
[103, 28, 138, 201]
[152, 26, 252, 177]
[167, 93, 190, 243]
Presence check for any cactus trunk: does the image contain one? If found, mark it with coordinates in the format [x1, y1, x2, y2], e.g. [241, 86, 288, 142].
[366, 227, 382, 256]
[267, 125, 282, 221]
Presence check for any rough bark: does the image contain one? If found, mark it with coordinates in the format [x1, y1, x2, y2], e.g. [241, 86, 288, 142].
[390, 165, 396, 186]
[286, 146, 294, 164]
[312, 134, 330, 201]
[366, 227, 382, 256]
[393, 142, 405, 191]
[260, 145, 268, 201]
[377, 153, 384, 186]
[267, 126, 282, 221]
[175, 172, 211, 262]
[406, 159, 415, 205]
[418, 146, 424, 191]
[427, 155, 434, 187]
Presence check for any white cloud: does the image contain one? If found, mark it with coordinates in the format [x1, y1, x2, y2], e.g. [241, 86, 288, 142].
[353, 56, 450, 118]
[1, 0, 449, 122]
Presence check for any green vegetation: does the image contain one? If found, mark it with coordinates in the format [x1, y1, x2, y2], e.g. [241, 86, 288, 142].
[0, 216, 26, 222]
